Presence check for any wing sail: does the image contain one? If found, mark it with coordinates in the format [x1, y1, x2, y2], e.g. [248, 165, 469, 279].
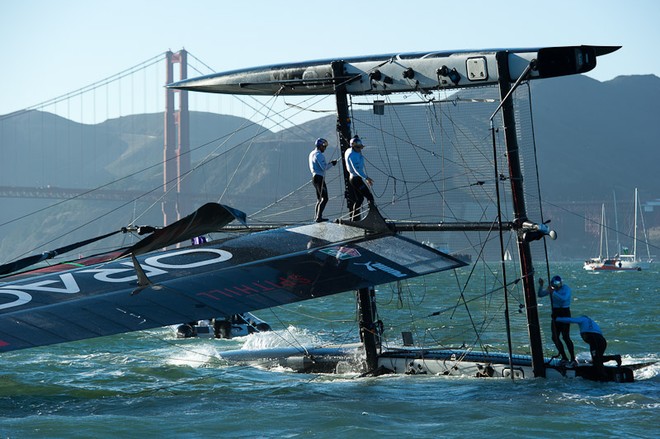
[0, 218, 465, 353]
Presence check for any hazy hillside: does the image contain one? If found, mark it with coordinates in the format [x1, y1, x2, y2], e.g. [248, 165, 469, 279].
[530, 74, 660, 203]
[0, 74, 658, 261]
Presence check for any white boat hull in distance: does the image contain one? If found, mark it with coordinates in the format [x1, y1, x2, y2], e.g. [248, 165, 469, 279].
[167, 46, 620, 96]
[583, 257, 652, 271]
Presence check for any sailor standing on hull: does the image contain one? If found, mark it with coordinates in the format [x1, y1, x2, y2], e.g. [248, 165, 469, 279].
[344, 136, 375, 220]
[555, 315, 622, 380]
[309, 138, 337, 222]
[538, 275, 576, 367]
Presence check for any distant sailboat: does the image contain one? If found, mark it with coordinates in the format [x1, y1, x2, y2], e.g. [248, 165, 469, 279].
[584, 188, 653, 271]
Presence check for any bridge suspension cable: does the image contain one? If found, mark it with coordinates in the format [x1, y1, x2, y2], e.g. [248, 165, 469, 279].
[0, 53, 167, 122]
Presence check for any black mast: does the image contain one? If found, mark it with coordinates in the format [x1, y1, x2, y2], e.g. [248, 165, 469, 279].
[494, 51, 546, 378]
[332, 61, 381, 373]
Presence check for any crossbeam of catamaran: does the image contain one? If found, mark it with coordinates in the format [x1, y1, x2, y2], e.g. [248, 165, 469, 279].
[226, 220, 556, 240]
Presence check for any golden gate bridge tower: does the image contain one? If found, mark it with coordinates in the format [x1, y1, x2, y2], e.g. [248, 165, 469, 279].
[163, 49, 190, 226]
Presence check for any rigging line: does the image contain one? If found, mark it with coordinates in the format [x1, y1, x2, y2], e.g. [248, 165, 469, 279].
[282, 91, 336, 115]
[136, 114, 272, 221]
[376, 98, 415, 215]
[386, 280, 426, 342]
[264, 307, 358, 354]
[283, 101, 335, 113]
[456, 273, 491, 353]
[217, 137, 257, 204]
[248, 180, 312, 219]
[352, 107, 495, 187]
[145, 97, 283, 218]
[281, 94, 337, 140]
[0, 114, 261, 231]
[360, 117, 500, 214]
[396, 101, 442, 202]
[524, 82, 552, 280]
[229, 90, 329, 148]
[241, 95, 297, 132]
[0, 181, 166, 264]
[444, 123, 502, 209]
[214, 89, 308, 206]
[236, 88, 328, 137]
[448, 224, 504, 319]
[3, 117, 266, 258]
[0, 124, 273, 258]
[247, 119, 342, 221]
[427, 278, 522, 319]
[491, 119, 516, 373]
[257, 309, 313, 356]
[186, 51, 217, 74]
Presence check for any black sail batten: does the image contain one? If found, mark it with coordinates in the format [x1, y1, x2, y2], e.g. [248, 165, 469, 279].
[122, 202, 247, 257]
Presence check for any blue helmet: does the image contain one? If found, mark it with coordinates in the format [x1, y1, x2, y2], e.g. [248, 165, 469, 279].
[550, 275, 562, 289]
[315, 138, 328, 148]
[350, 136, 363, 148]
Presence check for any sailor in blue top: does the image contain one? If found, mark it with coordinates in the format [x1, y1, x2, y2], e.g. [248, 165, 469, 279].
[344, 135, 375, 220]
[309, 138, 337, 222]
[555, 315, 622, 378]
[538, 275, 576, 365]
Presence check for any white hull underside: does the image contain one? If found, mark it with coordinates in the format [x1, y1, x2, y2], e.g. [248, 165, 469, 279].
[219, 346, 635, 382]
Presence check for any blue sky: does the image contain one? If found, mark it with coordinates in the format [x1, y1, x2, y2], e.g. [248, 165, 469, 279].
[1, 0, 658, 116]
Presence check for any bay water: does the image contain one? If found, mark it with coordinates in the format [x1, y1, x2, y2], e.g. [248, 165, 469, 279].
[0, 262, 657, 438]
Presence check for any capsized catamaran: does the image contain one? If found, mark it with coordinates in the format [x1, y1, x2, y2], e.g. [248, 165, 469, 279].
[0, 45, 646, 382]
[165, 45, 645, 382]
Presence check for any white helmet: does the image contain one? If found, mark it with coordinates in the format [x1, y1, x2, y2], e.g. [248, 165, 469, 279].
[350, 136, 363, 148]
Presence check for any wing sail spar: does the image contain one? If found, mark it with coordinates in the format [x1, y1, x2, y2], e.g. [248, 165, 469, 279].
[0, 209, 465, 353]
